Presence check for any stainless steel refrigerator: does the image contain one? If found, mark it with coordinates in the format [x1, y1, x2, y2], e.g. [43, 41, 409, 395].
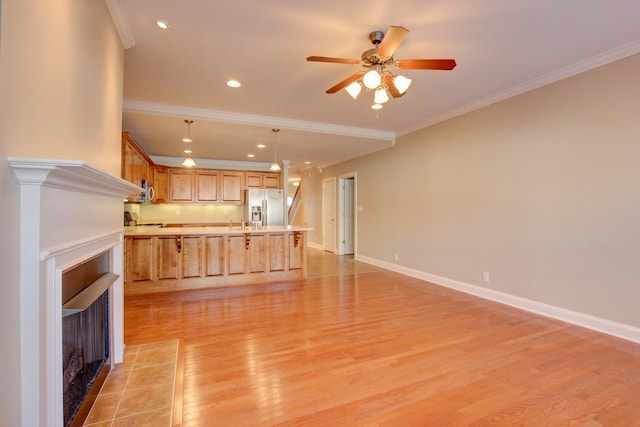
[244, 189, 284, 227]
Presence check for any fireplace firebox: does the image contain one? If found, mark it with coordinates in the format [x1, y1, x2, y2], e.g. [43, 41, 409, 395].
[62, 252, 114, 426]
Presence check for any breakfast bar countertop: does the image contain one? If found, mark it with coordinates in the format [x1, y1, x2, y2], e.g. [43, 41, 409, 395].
[123, 225, 312, 236]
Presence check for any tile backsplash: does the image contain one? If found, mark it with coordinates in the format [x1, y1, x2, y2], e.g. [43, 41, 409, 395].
[125, 203, 243, 224]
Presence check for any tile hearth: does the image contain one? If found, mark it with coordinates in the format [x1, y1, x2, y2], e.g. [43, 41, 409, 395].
[83, 340, 181, 426]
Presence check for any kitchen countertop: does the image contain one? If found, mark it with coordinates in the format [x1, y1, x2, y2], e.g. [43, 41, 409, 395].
[124, 225, 312, 236]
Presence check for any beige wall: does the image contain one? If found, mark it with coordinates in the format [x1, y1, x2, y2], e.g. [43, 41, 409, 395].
[0, 0, 124, 424]
[301, 53, 640, 328]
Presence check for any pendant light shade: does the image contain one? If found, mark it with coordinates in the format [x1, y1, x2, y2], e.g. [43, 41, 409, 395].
[182, 119, 196, 167]
[270, 129, 281, 171]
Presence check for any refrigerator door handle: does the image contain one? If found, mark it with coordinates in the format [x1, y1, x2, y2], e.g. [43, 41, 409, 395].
[262, 199, 267, 226]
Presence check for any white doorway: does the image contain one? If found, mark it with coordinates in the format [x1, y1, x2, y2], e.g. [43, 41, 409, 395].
[322, 177, 336, 252]
[337, 174, 356, 255]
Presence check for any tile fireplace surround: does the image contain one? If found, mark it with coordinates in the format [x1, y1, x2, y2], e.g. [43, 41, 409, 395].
[10, 158, 141, 427]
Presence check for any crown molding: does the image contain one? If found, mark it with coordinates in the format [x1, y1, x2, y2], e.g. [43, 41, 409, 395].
[105, 0, 135, 49]
[123, 100, 396, 142]
[151, 155, 275, 171]
[398, 38, 640, 137]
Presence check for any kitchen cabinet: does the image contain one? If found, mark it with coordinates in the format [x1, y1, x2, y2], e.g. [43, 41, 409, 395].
[227, 234, 246, 275]
[181, 236, 202, 278]
[196, 172, 219, 202]
[220, 172, 243, 203]
[122, 132, 154, 200]
[169, 169, 243, 204]
[124, 228, 308, 290]
[247, 233, 267, 273]
[156, 236, 179, 280]
[124, 236, 153, 282]
[245, 172, 280, 189]
[205, 236, 224, 277]
[269, 233, 286, 272]
[289, 231, 305, 270]
[263, 173, 280, 189]
[168, 170, 195, 202]
[152, 165, 168, 204]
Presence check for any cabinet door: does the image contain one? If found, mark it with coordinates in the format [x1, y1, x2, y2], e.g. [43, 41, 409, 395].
[247, 233, 267, 273]
[169, 170, 195, 202]
[289, 232, 305, 270]
[269, 233, 285, 272]
[221, 173, 243, 204]
[156, 236, 179, 280]
[125, 237, 153, 282]
[227, 235, 246, 275]
[205, 236, 224, 277]
[196, 172, 219, 202]
[245, 173, 262, 188]
[153, 166, 168, 204]
[263, 173, 280, 189]
[181, 236, 202, 278]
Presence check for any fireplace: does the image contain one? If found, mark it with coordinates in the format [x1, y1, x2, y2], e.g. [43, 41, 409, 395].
[10, 158, 141, 427]
[62, 252, 116, 426]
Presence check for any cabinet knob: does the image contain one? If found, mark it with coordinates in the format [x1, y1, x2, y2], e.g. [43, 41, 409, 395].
[177, 238, 182, 253]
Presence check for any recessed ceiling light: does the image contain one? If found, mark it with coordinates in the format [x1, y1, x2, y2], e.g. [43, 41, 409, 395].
[247, 154, 255, 158]
[156, 20, 169, 29]
[184, 149, 192, 154]
[304, 161, 311, 165]
[226, 80, 241, 88]
[257, 144, 266, 149]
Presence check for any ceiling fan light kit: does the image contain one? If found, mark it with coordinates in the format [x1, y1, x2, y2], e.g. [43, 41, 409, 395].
[307, 26, 456, 112]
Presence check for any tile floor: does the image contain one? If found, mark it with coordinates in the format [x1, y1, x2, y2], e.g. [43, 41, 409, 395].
[83, 340, 179, 427]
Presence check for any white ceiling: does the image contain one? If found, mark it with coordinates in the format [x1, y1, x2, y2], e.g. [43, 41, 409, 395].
[115, 0, 640, 174]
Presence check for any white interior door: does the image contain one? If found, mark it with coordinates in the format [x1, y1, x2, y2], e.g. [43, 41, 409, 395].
[322, 177, 336, 253]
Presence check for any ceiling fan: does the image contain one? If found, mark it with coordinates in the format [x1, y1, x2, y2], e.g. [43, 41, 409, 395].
[307, 26, 456, 106]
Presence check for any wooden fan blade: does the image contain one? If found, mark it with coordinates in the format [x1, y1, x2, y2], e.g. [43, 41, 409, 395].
[395, 59, 457, 70]
[383, 74, 405, 98]
[377, 26, 409, 58]
[326, 72, 365, 94]
[307, 56, 360, 65]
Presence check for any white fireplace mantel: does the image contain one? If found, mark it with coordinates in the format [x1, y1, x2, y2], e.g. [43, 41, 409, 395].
[9, 158, 140, 427]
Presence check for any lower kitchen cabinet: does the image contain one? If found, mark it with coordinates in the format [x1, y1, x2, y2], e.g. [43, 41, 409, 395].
[182, 236, 202, 278]
[124, 229, 308, 289]
[227, 235, 246, 275]
[156, 236, 179, 280]
[125, 236, 153, 282]
[205, 236, 224, 276]
[247, 234, 267, 273]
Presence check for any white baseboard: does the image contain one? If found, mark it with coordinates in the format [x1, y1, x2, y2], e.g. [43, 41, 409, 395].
[355, 254, 640, 344]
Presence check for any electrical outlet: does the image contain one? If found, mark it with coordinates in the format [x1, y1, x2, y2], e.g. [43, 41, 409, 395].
[482, 272, 490, 283]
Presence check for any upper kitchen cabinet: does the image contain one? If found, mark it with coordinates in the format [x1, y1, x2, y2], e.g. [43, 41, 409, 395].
[169, 169, 243, 204]
[245, 172, 281, 189]
[152, 165, 168, 204]
[122, 132, 153, 188]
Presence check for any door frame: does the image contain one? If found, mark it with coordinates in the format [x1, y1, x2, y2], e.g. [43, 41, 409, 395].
[336, 171, 357, 256]
[322, 176, 337, 253]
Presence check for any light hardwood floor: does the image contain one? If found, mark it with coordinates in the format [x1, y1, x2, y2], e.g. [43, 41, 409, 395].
[125, 248, 640, 426]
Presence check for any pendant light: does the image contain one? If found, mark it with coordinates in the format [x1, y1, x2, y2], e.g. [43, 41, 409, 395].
[182, 119, 196, 167]
[269, 129, 281, 171]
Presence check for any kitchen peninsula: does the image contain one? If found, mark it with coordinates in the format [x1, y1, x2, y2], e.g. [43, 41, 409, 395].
[124, 225, 310, 294]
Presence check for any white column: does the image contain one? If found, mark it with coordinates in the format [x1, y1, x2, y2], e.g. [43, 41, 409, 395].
[281, 160, 290, 227]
